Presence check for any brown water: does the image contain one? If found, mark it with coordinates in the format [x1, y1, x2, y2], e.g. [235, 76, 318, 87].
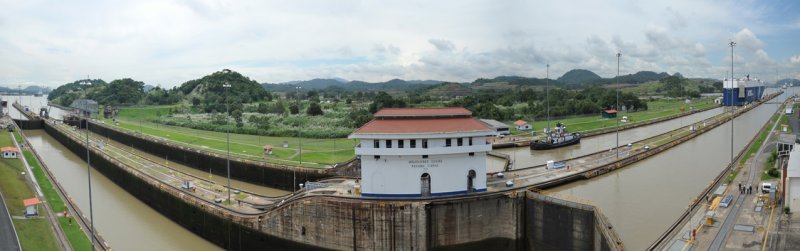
[550, 88, 793, 250]
[24, 130, 223, 251]
[496, 106, 725, 168]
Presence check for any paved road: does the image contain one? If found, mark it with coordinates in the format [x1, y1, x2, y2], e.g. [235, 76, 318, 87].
[0, 191, 21, 251]
[709, 106, 784, 250]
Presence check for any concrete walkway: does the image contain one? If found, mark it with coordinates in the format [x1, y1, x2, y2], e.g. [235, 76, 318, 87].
[0, 191, 21, 251]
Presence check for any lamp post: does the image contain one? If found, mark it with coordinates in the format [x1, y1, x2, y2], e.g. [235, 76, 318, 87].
[82, 79, 95, 251]
[294, 86, 302, 191]
[616, 52, 621, 159]
[729, 41, 736, 164]
[546, 64, 550, 132]
[223, 82, 232, 203]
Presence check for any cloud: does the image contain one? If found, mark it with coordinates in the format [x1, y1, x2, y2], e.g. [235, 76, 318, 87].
[0, 0, 797, 87]
[792, 55, 800, 65]
[428, 39, 455, 52]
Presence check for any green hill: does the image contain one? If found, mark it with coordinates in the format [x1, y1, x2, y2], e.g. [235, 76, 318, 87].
[557, 69, 602, 85]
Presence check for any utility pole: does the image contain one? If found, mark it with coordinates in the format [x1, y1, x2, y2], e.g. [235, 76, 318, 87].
[729, 41, 736, 164]
[223, 82, 232, 203]
[546, 64, 550, 132]
[616, 52, 621, 160]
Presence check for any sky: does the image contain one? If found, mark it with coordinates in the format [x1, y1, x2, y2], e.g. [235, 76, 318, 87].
[1, 0, 799, 88]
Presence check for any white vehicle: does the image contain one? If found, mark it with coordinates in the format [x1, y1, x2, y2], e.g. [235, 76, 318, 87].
[620, 116, 629, 123]
[761, 182, 773, 194]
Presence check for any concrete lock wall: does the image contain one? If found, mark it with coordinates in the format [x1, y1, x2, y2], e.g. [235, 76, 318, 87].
[13, 119, 44, 129]
[85, 121, 333, 191]
[43, 121, 624, 251]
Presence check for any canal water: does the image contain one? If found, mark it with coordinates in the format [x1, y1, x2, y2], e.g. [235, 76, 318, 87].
[550, 88, 794, 250]
[496, 106, 725, 168]
[24, 130, 223, 251]
[3, 95, 66, 120]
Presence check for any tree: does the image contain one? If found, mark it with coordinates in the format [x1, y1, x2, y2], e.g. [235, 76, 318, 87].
[348, 109, 373, 127]
[257, 103, 268, 114]
[306, 102, 324, 116]
[369, 92, 406, 113]
[289, 103, 300, 114]
[231, 109, 243, 127]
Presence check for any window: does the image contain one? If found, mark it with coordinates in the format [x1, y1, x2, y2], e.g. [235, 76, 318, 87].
[422, 155, 428, 159]
[445, 138, 452, 147]
[457, 138, 463, 146]
[422, 139, 428, 149]
[410, 139, 417, 148]
[469, 137, 473, 146]
[373, 140, 379, 148]
[469, 152, 475, 157]
[398, 140, 405, 148]
[386, 140, 392, 148]
[374, 155, 381, 159]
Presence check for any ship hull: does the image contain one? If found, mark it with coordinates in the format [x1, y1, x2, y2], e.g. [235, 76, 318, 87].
[722, 86, 765, 106]
[530, 134, 581, 150]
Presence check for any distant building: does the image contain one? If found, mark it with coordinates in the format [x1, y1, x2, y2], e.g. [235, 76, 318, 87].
[1, 146, 19, 159]
[480, 119, 510, 136]
[602, 109, 618, 118]
[69, 99, 98, 118]
[787, 143, 800, 213]
[349, 107, 493, 197]
[513, 120, 532, 131]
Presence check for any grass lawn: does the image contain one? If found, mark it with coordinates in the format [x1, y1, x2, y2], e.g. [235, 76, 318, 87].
[510, 98, 717, 135]
[0, 133, 60, 251]
[12, 218, 60, 251]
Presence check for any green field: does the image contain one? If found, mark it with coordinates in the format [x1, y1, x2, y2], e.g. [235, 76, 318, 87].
[98, 98, 717, 168]
[0, 132, 61, 251]
[510, 98, 717, 135]
[101, 115, 356, 168]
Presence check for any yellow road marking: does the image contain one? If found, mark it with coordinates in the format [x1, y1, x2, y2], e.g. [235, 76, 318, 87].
[761, 203, 776, 251]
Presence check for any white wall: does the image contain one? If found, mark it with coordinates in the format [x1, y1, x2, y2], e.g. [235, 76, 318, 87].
[361, 152, 487, 196]
[790, 177, 800, 212]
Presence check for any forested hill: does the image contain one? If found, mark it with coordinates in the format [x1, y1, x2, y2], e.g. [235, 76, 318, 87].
[262, 78, 442, 92]
[177, 69, 271, 112]
[557, 69, 602, 85]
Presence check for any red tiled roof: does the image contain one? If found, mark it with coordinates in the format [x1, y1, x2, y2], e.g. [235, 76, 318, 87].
[352, 117, 492, 135]
[513, 120, 528, 126]
[604, 109, 618, 113]
[373, 107, 472, 117]
[23, 197, 40, 207]
[0, 147, 18, 152]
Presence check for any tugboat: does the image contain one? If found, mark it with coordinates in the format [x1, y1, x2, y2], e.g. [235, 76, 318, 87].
[530, 122, 581, 150]
[531, 63, 582, 150]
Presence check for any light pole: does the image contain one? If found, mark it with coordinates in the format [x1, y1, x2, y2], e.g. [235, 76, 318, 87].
[294, 86, 301, 191]
[616, 52, 621, 159]
[729, 41, 736, 164]
[223, 82, 232, 203]
[546, 64, 550, 132]
[82, 79, 95, 251]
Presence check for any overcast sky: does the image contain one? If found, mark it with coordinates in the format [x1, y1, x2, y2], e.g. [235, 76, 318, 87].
[1, 0, 799, 88]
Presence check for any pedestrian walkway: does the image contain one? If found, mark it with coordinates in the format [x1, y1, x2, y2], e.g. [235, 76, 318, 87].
[0, 191, 21, 251]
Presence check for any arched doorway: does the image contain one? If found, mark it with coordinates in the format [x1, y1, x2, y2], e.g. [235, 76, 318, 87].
[421, 173, 431, 197]
[467, 170, 476, 192]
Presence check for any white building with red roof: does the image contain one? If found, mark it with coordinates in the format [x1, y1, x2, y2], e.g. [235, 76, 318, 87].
[349, 107, 494, 197]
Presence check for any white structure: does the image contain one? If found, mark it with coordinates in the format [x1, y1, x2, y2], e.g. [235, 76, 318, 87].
[1, 147, 18, 159]
[349, 107, 493, 197]
[480, 119, 510, 136]
[787, 143, 800, 213]
[514, 120, 532, 131]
